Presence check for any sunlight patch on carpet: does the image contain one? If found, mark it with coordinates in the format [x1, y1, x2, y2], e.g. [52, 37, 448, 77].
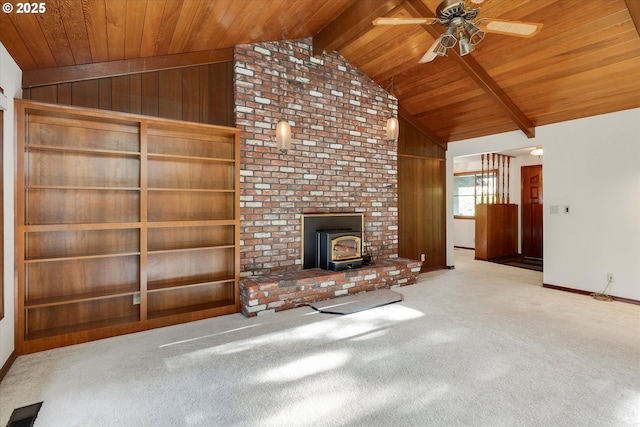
[258, 351, 351, 383]
[164, 303, 423, 369]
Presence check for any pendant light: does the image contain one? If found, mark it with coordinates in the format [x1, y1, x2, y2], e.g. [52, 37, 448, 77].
[386, 116, 399, 142]
[386, 76, 399, 142]
[276, 118, 292, 155]
[275, 28, 292, 155]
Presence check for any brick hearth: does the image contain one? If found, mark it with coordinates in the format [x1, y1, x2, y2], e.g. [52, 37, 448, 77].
[239, 258, 421, 317]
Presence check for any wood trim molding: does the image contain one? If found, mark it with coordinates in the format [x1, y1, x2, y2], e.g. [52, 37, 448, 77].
[313, 0, 404, 56]
[402, 0, 536, 139]
[543, 283, 640, 306]
[0, 351, 17, 384]
[22, 48, 234, 88]
[398, 152, 446, 161]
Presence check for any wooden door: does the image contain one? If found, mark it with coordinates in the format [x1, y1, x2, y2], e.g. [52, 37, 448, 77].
[521, 165, 543, 259]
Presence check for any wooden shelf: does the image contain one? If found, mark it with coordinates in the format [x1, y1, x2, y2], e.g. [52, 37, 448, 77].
[16, 100, 240, 354]
[148, 188, 234, 193]
[25, 144, 141, 157]
[26, 287, 140, 308]
[27, 185, 141, 191]
[24, 222, 142, 232]
[25, 251, 141, 263]
[148, 276, 235, 292]
[148, 245, 235, 255]
[147, 220, 237, 228]
[147, 153, 234, 163]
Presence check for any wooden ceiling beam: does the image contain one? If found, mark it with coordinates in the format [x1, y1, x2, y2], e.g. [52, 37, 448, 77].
[626, 0, 640, 38]
[313, 0, 404, 56]
[22, 48, 234, 88]
[403, 0, 536, 139]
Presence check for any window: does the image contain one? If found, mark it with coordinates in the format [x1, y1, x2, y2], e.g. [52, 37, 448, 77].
[453, 172, 497, 218]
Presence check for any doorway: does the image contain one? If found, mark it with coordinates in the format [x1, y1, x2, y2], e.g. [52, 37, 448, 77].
[521, 165, 543, 259]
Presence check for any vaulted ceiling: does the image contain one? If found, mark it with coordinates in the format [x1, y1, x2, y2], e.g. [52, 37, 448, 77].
[2, 0, 640, 144]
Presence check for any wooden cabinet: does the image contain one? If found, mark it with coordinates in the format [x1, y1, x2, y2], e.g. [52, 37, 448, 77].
[16, 100, 240, 353]
[475, 204, 518, 261]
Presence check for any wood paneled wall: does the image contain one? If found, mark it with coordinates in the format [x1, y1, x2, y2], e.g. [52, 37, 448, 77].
[398, 115, 446, 271]
[23, 62, 234, 127]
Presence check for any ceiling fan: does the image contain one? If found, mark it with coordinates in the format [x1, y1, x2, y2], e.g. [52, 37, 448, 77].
[373, 0, 543, 63]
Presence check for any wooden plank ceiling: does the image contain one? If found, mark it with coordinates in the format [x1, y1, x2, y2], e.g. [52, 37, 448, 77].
[2, 0, 639, 143]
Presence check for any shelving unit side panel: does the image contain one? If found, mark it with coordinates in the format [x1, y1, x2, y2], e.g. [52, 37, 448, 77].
[139, 120, 149, 324]
[232, 131, 241, 311]
[16, 101, 29, 353]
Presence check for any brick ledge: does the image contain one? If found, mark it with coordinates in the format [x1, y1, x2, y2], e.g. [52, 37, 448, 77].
[239, 258, 422, 317]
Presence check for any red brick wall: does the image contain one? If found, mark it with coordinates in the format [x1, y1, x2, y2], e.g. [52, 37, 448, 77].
[234, 38, 398, 275]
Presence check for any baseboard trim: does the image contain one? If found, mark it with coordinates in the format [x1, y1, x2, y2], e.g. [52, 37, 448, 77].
[421, 265, 449, 272]
[543, 283, 640, 305]
[0, 350, 17, 384]
[454, 246, 474, 250]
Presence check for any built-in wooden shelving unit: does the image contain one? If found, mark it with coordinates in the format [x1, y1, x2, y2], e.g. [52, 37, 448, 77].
[16, 100, 240, 353]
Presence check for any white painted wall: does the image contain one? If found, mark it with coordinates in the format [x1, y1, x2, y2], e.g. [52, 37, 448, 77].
[0, 42, 21, 368]
[447, 108, 640, 300]
[542, 109, 640, 300]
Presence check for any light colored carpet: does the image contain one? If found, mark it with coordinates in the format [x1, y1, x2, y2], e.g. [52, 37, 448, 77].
[1, 249, 639, 426]
[309, 289, 403, 314]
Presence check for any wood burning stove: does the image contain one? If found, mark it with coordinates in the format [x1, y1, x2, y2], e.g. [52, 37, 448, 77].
[316, 230, 363, 271]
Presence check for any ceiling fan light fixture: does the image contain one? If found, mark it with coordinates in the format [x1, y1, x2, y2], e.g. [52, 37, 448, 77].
[464, 22, 485, 45]
[374, 0, 543, 63]
[441, 27, 458, 48]
[434, 40, 449, 57]
[458, 33, 474, 56]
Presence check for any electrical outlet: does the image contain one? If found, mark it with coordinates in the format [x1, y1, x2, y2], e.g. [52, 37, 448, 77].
[133, 294, 141, 305]
[421, 253, 426, 262]
[607, 273, 614, 283]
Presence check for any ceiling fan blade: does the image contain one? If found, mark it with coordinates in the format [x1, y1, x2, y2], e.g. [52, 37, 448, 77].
[478, 19, 543, 38]
[373, 17, 439, 26]
[419, 36, 443, 63]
